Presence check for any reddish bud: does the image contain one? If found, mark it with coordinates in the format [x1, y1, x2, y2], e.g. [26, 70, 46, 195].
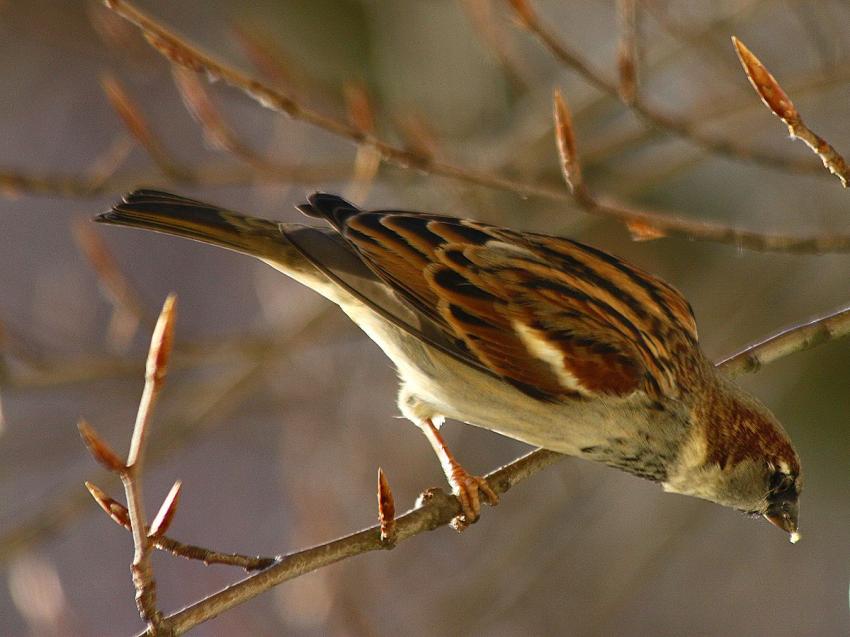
[78, 419, 126, 473]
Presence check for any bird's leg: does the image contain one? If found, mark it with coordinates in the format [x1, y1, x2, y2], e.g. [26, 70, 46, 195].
[416, 417, 499, 530]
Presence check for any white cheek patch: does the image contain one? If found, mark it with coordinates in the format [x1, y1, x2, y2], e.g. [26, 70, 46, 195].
[512, 320, 589, 394]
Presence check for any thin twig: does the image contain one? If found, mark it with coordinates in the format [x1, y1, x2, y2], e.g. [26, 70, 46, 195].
[137, 448, 564, 637]
[0, 160, 351, 199]
[77, 296, 178, 633]
[0, 308, 341, 565]
[172, 65, 326, 185]
[122, 294, 177, 632]
[507, 0, 823, 175]
[616, 0, 638, 104]
[229, 23, 295, 89]
[105, 0, 572, 194]
[1, 309, 345, 391]
[732, 36, 849, 188]
[717, 304, 850, 376]
[85, 481, 276, 571]
[578, 52, 850, 169]
[98, 0, 850, 254]
[552, 91, 847, 250]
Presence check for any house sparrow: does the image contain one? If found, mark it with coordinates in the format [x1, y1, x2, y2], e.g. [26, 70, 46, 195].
[97, 190, 801, 540]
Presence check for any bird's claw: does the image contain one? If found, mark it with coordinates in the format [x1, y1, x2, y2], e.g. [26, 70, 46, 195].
[448, 467, 499, 531]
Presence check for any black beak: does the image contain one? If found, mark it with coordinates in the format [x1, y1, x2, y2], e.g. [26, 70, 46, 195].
[764, 500, 800, 543]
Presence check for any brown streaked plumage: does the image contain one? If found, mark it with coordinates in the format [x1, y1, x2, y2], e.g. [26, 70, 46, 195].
[96, 190, 802, 539]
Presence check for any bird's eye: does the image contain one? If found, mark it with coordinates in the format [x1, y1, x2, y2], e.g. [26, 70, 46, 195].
[768, 471, 796, 498]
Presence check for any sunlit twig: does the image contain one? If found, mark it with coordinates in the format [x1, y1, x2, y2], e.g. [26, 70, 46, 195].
[507, 0, 823, 175]
[98, 0, 850, 255]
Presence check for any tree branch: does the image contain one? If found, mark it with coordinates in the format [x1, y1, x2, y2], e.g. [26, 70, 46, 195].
[98, 0, 850, 255]
[717, 304, 850, 376]
[507, 0, 824, 175]
[137, 448, 564, 637]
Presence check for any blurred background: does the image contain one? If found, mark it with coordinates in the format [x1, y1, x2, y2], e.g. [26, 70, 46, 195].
[1, 1, 849, 635]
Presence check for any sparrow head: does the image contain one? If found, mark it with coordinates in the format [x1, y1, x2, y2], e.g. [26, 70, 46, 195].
[664, 375, 802, 542]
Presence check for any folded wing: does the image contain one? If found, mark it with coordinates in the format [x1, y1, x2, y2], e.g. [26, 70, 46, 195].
[303, 193, 699, 401]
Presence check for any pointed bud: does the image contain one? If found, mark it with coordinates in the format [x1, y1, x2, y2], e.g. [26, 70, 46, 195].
[149, 480, 182, 538]
[377, 468, 396, 545]
[146, 294, 177, 385]
[78, 419, 126, 473]
[731, 37, 798, 125]
[85, 481, 131, 528]
[553, 89, 590, 202]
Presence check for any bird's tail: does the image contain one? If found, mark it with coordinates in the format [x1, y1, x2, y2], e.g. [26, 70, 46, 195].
[96, 189, 286, 258]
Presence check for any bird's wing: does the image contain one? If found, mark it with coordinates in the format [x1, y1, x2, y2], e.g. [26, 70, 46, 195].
[301, 193, 698, 401]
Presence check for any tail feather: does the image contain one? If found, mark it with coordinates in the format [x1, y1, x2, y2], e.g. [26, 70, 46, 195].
[97, 189, 285, 257]
[97, 189, 495, 380]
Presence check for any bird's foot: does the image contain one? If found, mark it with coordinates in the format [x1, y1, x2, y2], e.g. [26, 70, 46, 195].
[448, 465, 499, 531]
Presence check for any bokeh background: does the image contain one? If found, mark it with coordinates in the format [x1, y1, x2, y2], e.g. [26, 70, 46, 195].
[1, 1, 849, 635]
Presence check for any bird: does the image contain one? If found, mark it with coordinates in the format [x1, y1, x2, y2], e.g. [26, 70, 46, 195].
[97, 189, 801, 539]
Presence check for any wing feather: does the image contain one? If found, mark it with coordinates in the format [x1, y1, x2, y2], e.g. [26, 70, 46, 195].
[301, 194, 698, 401]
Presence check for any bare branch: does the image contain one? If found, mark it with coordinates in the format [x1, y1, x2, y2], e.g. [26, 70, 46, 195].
[78, 295, 179, 631]
[0, 158, 352, 199]
[118, 294, 178, 632]
[1, 308, 341, 566]
[98, 0, 850, 255]
[718, 304, 850, 377]
[137, 448, 565, 636]
[229, 23, 295, 89]
[394, 112, 439, 160]
[85, 481, 275, 571]
[508, 0, 824, 175]
[86, 134, 136, 192]
[551, 91, 850, 251]
[127, 293, 176, 468]
[172, 66, 241, 154]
